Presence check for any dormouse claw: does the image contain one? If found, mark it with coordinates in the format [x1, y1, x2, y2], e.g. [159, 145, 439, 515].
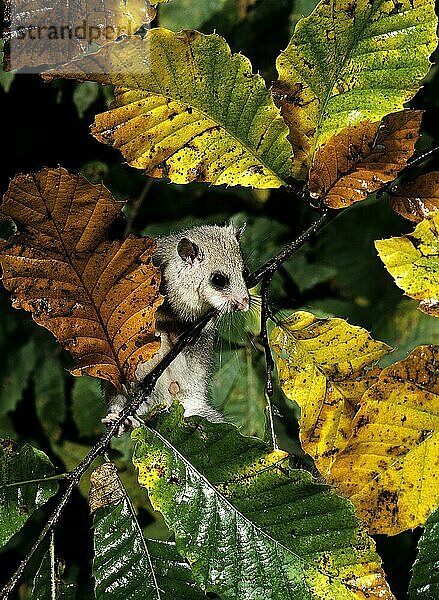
[102, 412, 141, 437]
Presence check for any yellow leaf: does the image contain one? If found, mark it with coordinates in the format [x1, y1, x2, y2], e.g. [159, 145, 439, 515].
[375, 211, 439, 317]
[0, 167, 163, 390]
[43, 29, 293, 189]
[274, 0, 437, 178]
[270, 311, 390, 475]
[330, 345, 439, 534]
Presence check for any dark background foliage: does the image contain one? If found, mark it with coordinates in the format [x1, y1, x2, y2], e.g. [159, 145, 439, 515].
[1, 1, 439, 597]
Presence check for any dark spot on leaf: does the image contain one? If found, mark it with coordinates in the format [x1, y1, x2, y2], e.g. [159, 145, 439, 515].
[157, 161, 170, 177]
[419, 429, 432, 443]
[389, 0, 403, 15]
[377, 489, 399, 517]
[344, 1, 357, 19]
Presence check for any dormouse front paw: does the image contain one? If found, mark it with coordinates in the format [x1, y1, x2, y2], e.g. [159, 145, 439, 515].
[101, 412, 141, 437]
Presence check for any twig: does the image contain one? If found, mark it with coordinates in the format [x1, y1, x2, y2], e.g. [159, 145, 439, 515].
[246, 209, 334, 288]
[124, 178, 154, 236]
[259, 275, 277, 449]
[0, 310, 214, 600]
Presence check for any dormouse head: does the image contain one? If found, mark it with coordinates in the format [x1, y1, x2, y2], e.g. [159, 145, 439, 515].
[155, 224, 250, 322]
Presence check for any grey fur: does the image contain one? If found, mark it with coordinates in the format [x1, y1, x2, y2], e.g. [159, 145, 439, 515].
[103, 224, 249, 432]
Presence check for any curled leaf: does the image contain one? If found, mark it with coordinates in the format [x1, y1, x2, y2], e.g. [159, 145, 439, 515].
[389, 171, 439, 222]
[270, 311, 391, 475]
[309, 111, 423, 208]
[274, 0, 437, 178]
[0, 167, 163, 390]
[375, 211, 439, 317]
[330, 345, 439, 535]
[89, 462, 124, 512]
[43, 29, 293, 189]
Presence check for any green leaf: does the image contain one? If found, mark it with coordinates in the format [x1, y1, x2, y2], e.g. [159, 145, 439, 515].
[159, 0, 255, 31]
[409, 506, 439, 599]
[94, 499, 210, 599]
[73, 81, 101, 119]
[0, 338, 37, 416]
[34, 357, 66, 442]
[33, 549, 76, 599]
[315, 201, 403, 311]
[72, 376, 106, 439]
[211, 348, 266, 438]
[52, 441, 94, 500]
[132, 405, 392, 600]
[159, 0, 231, 30]
[275, 0, 437, 177]
[0, 440, 58, 548]
[44, 29, 293, 189]
[0, 40, 15, 93]
[375, 299, 439, 366]
[284, 248, 336, 293]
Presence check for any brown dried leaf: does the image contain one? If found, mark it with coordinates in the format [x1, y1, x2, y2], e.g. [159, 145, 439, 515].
[389, 171, 439, 222]
[308, 111, 423, 209]
[89, 462, 124, 512]
[3, 0, 156, 71]
[0, 167, 162, 390]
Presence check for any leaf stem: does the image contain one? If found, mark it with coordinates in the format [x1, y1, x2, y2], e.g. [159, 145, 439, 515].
[259, 275, 277, 449]
[0, 473, 68, 490]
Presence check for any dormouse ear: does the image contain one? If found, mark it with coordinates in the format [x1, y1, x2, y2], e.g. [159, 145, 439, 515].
[177, 238, 201, 265]
[235, 222, 246, 240]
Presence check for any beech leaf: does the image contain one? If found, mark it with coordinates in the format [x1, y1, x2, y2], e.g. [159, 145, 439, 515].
[211, 347, 266, 438]
[0, 167, 163, 390]
[409, 505, 439, 599]
[274, 0, 437, 178]
[270, 311, 391, 475]
[43, 29, 293, 189]
[308, 111, 423, 209]
[33, 550, 76, 599]
[389, 171, 439, 222]
[375, 211, 439, 317]
[0, 440, 58, 548]
[330, 345, 439, 535]
[132, 404, 393, 600]
[90, 462, 211, 599]
[3, 0, 157, 71]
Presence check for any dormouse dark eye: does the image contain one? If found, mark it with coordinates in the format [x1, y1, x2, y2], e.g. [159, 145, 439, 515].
[210, 272, 229, 290]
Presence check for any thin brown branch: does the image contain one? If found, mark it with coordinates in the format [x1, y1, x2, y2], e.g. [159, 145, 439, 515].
[124, 177, 154, 236]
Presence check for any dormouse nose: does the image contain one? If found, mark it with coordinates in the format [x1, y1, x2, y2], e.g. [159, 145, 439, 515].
[232, 296, 249, 312]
